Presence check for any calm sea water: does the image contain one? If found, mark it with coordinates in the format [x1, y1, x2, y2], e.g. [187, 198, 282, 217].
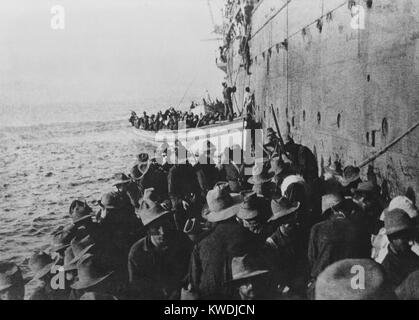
[0, 117, 156, 295]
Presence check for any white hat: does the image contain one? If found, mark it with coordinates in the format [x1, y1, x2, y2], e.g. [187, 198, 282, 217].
[379, 196, 418, 221]
[321, 193, 344, 213]
[280, 175, 305, 196]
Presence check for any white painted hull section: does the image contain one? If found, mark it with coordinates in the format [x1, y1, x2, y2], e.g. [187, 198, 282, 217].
[132, 119, 246, 155]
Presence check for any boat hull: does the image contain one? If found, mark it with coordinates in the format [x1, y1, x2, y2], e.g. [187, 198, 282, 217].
[132, 119, 248, 155]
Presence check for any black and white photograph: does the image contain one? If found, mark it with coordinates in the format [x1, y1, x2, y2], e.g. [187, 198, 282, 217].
[0, 0, 419, 306]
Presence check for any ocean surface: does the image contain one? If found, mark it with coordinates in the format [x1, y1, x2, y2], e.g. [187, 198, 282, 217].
[0, 118, 156, 295]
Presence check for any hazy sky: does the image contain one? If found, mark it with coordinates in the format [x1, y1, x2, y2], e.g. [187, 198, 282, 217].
[0, 0, 225, 124]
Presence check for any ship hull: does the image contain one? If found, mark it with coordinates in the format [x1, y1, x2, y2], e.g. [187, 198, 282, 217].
[226, 0, 419, 200]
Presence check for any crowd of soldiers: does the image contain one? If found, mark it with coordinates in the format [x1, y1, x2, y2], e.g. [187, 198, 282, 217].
[1, 128, 419, 300]
[129, 82, 243, 131]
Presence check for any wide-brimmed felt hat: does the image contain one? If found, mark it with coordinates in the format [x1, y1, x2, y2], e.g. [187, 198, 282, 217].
[62, 246, 78, 272]
[68, 235, 95, 266]
[71, 254, 114, 290]
[384, 208, 413, 236]
[97, 192, 125, 210]
[280, 175, 305, 196]
[50, 229, 73, 254]
[339, 165, 361, 187]
[29, 252, 54, 281]
[269, 197, 300, 222]
[69, 199, 94, 225]
[0, 262, 28, 292]
[395, 270, 419, 300]
[237, 192, 262, 220]
[248, 165, 274, 185]
[112, 173, 132, 187]
[321, 192, 344, 213]
[138, 188, 170, 226]
[71, 204, 94, 226]
[203, 183, 243, 223]
[315, 259, 392, 300]
[226, 255, 270, 284]
[380, 196, 419, 222]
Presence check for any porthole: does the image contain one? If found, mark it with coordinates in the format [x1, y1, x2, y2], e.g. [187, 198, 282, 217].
[303, 110, 306, 121]
[371, 130, 376, 147]
[286, 108, 289, 118]
[382, 118, 388, 137]
[337, 114, 341, 128]
[317, 112, 321, 125]
[292, 116, 295, 127]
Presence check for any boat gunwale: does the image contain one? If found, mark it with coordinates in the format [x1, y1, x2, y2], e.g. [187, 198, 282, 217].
[132, 117, 244, 136]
